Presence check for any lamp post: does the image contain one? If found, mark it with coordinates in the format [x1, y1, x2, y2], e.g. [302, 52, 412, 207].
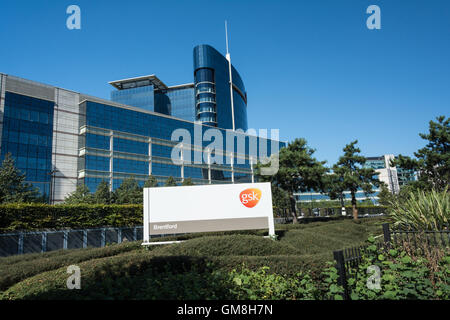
[48, 168, 56, 204]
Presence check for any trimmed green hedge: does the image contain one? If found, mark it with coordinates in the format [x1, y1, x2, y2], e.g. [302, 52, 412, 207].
[0, 203, 142, 232]
[0, 203, 387, 233]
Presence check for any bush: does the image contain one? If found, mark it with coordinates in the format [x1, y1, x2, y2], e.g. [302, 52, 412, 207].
[0, 204, 142, 232]
[346, 237, 450, 300]
[0, 252, 336, 300]
[0, 241, 141, 292]
[152, 235, 300, 256]
[0, 218, 387, 299]
[388, 188, 449, 230]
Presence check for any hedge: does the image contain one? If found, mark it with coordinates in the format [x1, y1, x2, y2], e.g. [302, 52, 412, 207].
[0, 203, 143, 233]
[0, 203, 387, 233]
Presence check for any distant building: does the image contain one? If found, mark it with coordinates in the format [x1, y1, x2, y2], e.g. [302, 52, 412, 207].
[294, 154, 417, 204]
[364, 155, 416, 193]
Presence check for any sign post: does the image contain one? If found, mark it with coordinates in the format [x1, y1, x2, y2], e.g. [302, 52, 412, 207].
[142, 182, 275, 245]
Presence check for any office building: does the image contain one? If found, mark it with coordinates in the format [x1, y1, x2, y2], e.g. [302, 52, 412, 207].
[294, 154, 417, 204]
[0, 45, 282, 203]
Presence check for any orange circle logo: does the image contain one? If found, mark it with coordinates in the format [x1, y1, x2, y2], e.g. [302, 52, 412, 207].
[239, 188, 262, 208]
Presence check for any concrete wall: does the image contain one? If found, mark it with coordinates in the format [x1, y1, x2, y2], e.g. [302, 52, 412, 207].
[51, 88, 83, 203]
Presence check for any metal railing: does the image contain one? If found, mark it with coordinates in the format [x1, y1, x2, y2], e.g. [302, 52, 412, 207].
[333, 223, 450, 300]
[0, 226, 144, 257]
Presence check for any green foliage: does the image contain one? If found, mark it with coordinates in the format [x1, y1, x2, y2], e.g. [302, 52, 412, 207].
[271, 185, 291, 217]
[64, 184, 94, 204]
[164, 176, 177, 186]
[181, 177, 194, 186]
[93, 180, 112, 204]
[255, 138, 328, 221]
[151, 235, 301, 256]
[346, 239, 450, 300]
[320, 262, 345, 300]
[377, 184, 396, 208]
[143, 175, 158, 188]
[0, 203, 142, 232]
[393, 116, 449, 191]
[0, 241, 140, 292]
[113, 177, 142, 204]
[227, 266, 316, 300]
[388, 188, 449, 230]
[0, 218, 387, 299]
[326, 141, 380, 220]
[0, 153, 41, 204]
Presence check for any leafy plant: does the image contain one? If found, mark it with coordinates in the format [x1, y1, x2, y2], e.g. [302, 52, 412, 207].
[346, 237, 450, 300]
[227, 265, 316, 300]
[388, 188, 449, 230]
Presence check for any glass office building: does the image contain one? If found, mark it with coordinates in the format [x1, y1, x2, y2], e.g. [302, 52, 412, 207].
[294, 154, 417, 205]
[0, 45, 282, 203]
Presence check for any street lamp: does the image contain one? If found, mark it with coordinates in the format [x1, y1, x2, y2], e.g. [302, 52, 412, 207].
[48, 168, 57, 205]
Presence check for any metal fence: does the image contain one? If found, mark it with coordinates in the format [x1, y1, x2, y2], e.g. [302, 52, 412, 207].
[333, 223, 450, 300]
[0, 226, 144, 257]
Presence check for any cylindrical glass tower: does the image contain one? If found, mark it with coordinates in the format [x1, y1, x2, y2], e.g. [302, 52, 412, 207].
[194, 68, 217, 126]
[193, 45, 248, 131]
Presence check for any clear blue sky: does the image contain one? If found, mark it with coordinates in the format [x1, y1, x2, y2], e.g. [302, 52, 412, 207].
[1, 0, 449, 166]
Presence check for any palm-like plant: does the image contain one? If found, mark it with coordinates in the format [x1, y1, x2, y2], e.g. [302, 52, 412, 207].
[388, 187, 449, 230]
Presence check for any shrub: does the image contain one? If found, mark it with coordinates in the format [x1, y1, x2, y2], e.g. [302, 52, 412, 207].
[388, 188, 449, 230]
[152, 235, 300, 256]
[0, 241, 141, 292]
[227, 266, 316, 300]
[0, 204, 142, 232]
[346, 237, 450, 300]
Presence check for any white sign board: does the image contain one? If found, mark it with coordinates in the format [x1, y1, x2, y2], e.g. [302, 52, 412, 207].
[142, 182, 274, 244]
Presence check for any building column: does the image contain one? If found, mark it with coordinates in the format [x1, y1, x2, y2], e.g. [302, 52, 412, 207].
[180, 143, 184, 182]
[109, 131, 114, 191]
[230, 152, 234, 183]
[207, 148, 211, 184]
[250, 156, 255, 183]
[148, 138, 152, 176]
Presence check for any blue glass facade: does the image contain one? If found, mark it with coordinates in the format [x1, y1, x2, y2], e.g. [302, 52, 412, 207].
[79, 99, 279, 192]
[194, 44, 248, 131]
[154, 86, 195, 122]
[0, 44, 278, 202]
[109, 45, 248, 131]
[111, 85, 155, 113]
[0, 92, 54, 198]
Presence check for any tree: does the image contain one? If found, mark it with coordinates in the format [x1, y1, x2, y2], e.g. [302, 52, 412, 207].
[330, 141, 380, 220]
[255, 138, 328, 223]
[144, 175, 158, 188]
[0, 153, 40, 203]
[323, 172, 347, 215]
[393, 116, 449, 191]
[93, 180, 112, 204]
[271, 185, 291, 217]
[65, 184, 94, 204]
[113, 177, 142, 204]
[377, 183, 395, 207]
[182, 177, 194, 186]
[164, 176, 177, 187]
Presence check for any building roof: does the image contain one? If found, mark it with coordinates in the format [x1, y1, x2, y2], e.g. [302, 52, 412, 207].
[108, 74, 168, 91]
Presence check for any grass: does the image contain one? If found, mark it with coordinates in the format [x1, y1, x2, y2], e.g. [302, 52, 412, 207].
[0, 217, 387, 299]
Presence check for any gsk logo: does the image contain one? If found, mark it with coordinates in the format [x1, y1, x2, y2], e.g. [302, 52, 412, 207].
[239, 188, 262, 208]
